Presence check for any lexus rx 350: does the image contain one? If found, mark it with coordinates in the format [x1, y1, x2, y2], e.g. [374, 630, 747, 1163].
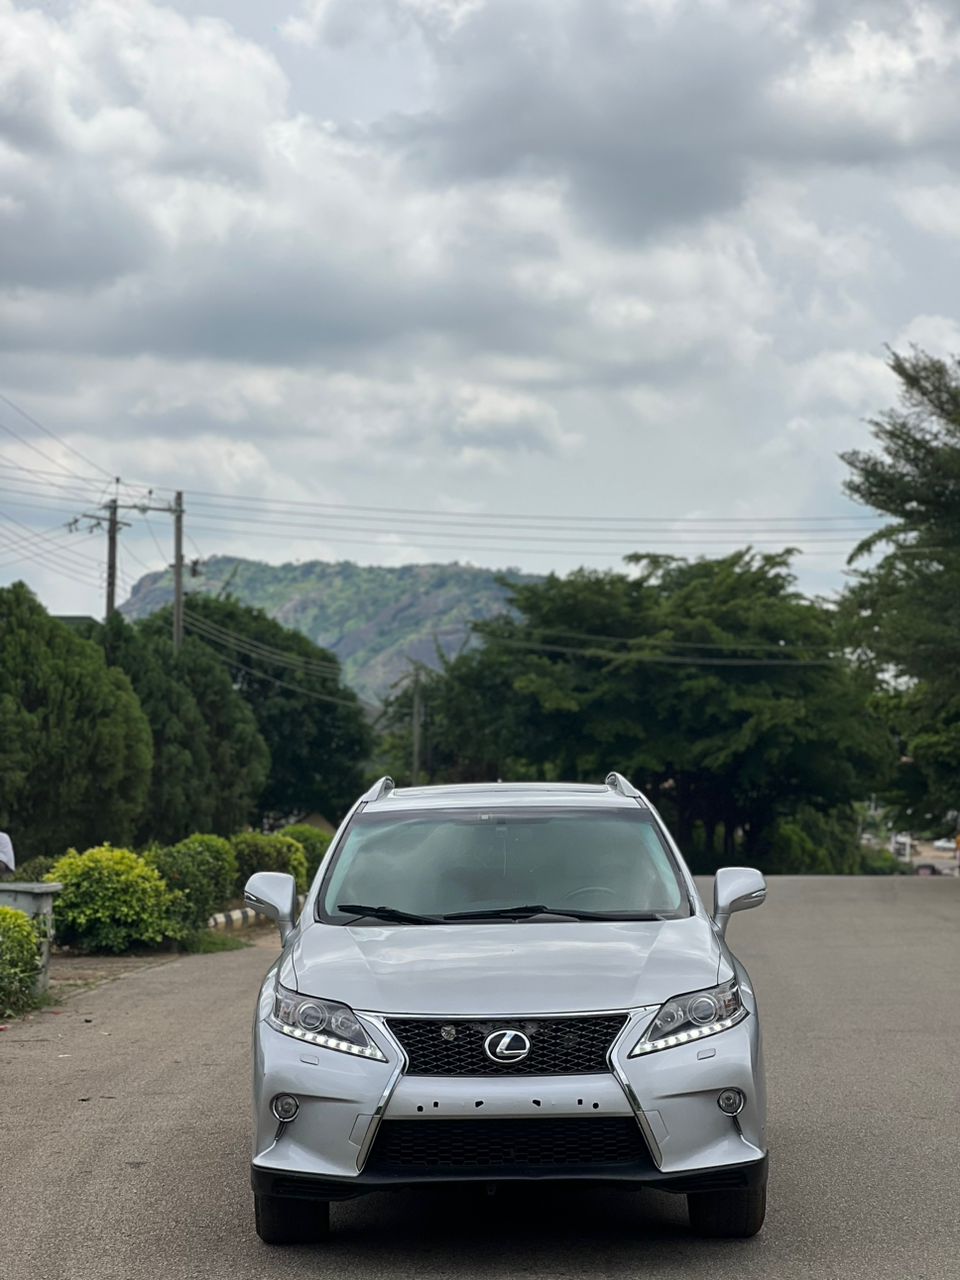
[245, 774, 768, 1243]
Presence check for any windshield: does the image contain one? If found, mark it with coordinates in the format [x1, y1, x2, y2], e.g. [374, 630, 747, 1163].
[318, 806, 690, 923]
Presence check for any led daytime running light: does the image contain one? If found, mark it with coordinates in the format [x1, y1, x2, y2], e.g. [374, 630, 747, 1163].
[272, 1020, 386, 1059]
[630, 1007, 746, 1056]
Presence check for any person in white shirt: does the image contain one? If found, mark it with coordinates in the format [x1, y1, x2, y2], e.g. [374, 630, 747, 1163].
[0, 830, 15, 878]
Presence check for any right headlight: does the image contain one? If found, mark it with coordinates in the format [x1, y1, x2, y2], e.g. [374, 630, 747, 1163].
[268, 984, 387, 1061]
[629, 978, 747, 1056]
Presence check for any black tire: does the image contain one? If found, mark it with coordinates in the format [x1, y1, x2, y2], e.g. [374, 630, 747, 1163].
[687, 1183, 766, 1238]
[254, 1194, 330, 1245]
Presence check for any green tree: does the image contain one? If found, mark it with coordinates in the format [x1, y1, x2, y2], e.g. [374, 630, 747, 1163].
[175, 635, 270, 834]
[0, 584, 152, 858]
[841, 346, 960, 828]
[144, 597, 370, 823]
[382, 553, 888, 869]
[96, 616, 215, 844]
[87, 616, 269, 844]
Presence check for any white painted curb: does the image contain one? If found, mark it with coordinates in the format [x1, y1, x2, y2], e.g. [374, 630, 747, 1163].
[208, 894, 307, 932]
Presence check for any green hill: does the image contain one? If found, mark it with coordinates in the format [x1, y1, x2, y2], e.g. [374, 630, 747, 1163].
[121, 557, 536, 703]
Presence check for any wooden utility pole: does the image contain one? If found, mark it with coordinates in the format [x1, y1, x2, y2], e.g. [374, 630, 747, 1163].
[411, 665, 422, 785]
[173, 490, 184, 652]
[105, 498, 119, 618]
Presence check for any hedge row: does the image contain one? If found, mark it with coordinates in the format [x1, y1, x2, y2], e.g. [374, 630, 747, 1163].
[40, 826, 333, 955]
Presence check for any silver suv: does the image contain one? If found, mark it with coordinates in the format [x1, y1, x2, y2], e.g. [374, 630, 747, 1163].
[245, 775, 768, 1244]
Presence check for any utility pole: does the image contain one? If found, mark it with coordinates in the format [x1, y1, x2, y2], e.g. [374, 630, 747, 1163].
[72, 489, 193, 632]
[411, 665, 422, 786]
[76, 493, 129, 622]
[173, 490, 184, 652]
[105, 497, 119, 619]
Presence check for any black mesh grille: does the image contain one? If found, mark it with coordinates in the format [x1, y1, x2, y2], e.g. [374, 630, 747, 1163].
[368, 1117, 649, 1173]
[386, 1015, 626, 1076]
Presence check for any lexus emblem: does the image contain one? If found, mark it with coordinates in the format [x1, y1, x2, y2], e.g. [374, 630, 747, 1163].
[483, 1029, 532, 1064]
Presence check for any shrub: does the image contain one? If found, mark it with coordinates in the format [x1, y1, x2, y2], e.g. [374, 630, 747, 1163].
[858, 850, 910, 876]
[47, 845, 184, 953]
[0, 906, 40, 1016]
[13, 855, 57, 882]
[144, 835, 238, 931]
[763, 821, 834, 874]
[282, 825, 332, 882]
[231, 833, 309, 894]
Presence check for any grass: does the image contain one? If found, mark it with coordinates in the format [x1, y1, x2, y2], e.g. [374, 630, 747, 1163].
[181, 929, 251, 954]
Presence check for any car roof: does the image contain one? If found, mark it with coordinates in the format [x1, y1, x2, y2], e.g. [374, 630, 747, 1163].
[361, 780, 648, 812]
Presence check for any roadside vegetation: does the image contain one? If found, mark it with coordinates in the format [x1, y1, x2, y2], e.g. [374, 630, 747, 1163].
[0, 345, 957, 963]
[0, 906, 41, 1016]
[376, 346, 959, 873]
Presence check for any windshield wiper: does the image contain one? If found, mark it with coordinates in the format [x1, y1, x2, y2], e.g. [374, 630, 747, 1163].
[441, 904, 667, 922]
[336, 903, 440, 925]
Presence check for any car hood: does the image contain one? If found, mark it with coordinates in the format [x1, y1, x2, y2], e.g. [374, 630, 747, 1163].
[289, 916, 722, 1016]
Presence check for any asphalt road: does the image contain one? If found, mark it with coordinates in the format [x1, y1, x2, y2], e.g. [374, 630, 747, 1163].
[2, 877, 957, 1280]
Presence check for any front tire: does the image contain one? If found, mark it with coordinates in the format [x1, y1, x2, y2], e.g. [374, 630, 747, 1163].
[687, 1183, 766, 1238]
[254, 1194, 330, 1245]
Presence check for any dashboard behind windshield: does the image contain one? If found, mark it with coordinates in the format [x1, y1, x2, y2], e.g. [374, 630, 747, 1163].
[317, 806, 691, 923]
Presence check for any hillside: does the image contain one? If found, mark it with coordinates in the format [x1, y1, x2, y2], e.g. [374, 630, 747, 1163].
[121, 557, 536, 703]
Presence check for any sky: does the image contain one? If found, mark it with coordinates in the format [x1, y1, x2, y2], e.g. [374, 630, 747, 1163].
[2, 0, 960, 616]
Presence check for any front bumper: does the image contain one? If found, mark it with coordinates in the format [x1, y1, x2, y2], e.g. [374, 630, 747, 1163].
[252, 1006, 766, 1197]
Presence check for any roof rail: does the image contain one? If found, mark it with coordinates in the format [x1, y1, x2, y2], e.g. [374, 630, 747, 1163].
[361, 775, 395, 802]
[605, 771, 641, 798]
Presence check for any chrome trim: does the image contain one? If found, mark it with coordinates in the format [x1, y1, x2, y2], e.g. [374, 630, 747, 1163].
[355, 1015, 407, 1172]
[607, 1009, 663, 1168]
[371, 1007, 632, 1020]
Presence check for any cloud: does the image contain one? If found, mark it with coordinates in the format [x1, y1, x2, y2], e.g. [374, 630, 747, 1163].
[3, 0, 960, 614]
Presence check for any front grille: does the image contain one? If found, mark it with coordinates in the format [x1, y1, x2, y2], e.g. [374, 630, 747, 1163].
[368, 1117, 650, 1174]
[387, 1015, 626, 1075]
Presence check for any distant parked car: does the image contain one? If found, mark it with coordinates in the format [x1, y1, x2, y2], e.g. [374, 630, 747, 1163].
[933, 838, 957, 852]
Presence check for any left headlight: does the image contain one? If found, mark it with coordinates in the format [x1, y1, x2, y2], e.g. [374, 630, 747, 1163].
[268, 984, 387, 1061]
[629, 978, 747, 1056]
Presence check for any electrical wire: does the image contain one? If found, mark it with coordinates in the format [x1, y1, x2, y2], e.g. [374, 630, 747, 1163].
[187, 628, 364, 708]
[183, 608, 343, 676]
[0, 391, 115, 481]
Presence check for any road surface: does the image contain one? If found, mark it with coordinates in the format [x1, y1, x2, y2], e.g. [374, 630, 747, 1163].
[2, 877, 957, 1280]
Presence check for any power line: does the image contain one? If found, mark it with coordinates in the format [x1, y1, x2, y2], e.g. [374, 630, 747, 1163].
[177, 508, 872, 546]
[179, 488, 882, 527]
[0, 391, 114, 480]
[0, 525, 104, 589]
[189, 629, 364, 708]
[0, 527, 102, 573]
[183, 608, 343, 676]
[184, 522, 864, 560]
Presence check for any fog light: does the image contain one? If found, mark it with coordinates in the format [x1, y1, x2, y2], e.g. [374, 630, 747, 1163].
[271, 1093, 300, 1123]
[717, 1088, 745, 1116]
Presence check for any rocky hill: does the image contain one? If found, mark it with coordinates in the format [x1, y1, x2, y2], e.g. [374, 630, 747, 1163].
[121, 557, 536, 703]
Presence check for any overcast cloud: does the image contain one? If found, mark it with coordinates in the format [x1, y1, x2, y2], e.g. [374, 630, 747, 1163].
[2, 0, 959, 614]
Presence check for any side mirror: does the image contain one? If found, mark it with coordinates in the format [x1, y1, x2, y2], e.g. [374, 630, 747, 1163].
[713, 867, 766, 939]
[244, 871, 298, 943]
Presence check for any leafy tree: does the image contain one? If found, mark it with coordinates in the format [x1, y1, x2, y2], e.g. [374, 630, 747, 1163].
[841, 346, 960, 828]
[86, 617, 269, 844]
[382, 553, 889, 869]
[144, 597, 371, 823]
[95, 616, 214, 843]
[174, 635, 270, 834]
[0, 583, 152, 858]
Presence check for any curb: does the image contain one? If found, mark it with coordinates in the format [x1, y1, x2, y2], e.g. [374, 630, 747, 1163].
[208, 894, 307, 932]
